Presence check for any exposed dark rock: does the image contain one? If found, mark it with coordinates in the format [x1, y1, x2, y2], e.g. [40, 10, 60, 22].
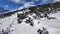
[37, 29, 42, 34]
[47, 17, 56, 20]
[30, 23, 34, 26]
[17, 19, 22, 24]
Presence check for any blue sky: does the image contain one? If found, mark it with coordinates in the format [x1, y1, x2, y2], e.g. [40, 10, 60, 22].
[0, 0, 54, 10]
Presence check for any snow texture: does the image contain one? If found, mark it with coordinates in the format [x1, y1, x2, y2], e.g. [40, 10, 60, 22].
[0, 10, 60, 34]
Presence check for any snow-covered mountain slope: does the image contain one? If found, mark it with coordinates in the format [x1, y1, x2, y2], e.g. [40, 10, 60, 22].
[0, 13, 17, 32]
[0, 11, 60, 34]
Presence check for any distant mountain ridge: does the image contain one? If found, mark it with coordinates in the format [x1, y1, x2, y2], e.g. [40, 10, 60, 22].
[0, 2, 60, 15]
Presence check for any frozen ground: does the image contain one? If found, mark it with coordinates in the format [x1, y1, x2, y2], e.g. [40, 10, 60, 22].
[0, 11, 60, 34]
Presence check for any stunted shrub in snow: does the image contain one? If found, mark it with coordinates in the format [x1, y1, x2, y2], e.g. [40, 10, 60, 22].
[17, 12, 28, 24]
[25, 17, 34, 26]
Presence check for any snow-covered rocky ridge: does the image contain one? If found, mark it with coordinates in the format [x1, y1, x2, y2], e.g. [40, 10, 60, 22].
[0, 10, 60, 34]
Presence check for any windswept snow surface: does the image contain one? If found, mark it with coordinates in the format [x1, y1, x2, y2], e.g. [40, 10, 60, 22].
[0, 11, 60, 34]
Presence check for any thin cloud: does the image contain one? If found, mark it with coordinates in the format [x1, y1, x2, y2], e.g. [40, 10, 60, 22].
[5, 5, 8, 8]
[18, 2, 36, 10]
[10, 0, 21, 3]
[34, 0, 39, 1]
[10, 0, 27, 4]
[53, 0, 60, 2]
[42, 0, 48, 3]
